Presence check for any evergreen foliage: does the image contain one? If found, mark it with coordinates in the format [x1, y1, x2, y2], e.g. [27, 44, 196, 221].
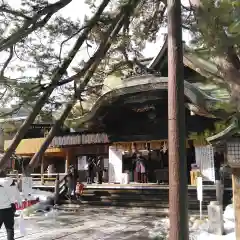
[0, 0, 239, 169]
[0, 0, 239, 118]
[188, 0, 240, 108]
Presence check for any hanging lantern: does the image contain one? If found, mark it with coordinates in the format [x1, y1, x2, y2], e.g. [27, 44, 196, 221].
[147, 142, 151, 152]
[131, 142, 137, 153]
[162, 141, 168, 153]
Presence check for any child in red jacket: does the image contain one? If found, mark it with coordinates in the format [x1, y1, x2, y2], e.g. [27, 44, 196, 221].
[75, 180, 84, 200]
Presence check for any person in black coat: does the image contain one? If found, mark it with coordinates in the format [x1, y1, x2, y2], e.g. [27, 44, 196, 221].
[88, 158, 95, 184]
[96, 156, 103, 184]
[67, 165, 78, 199]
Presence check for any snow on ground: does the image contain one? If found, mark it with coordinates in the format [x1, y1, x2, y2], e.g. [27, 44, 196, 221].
[148, 215, 235, 240]
[0, 205, 236, 240]
[21, 189, 54, 201]
[0, 207, 171, 240]
[190, 219, 235, 240]
[189, 204, 235, 240]
[134, 204, 236, 240]
[13, 202, 237, 239]
[4, 189, 237, 239]
[197, 231, 235, 240]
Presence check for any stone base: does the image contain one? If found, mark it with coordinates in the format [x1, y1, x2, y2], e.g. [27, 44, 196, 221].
[207, 201, 224, 235]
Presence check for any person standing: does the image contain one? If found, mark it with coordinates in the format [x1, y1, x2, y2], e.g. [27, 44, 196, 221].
[96, 157, 104, 184]
[88, 158, 95, 184]
[134, 153, 146, 183]
[0, 172, 22, 240]
[67, 165, 78, 199]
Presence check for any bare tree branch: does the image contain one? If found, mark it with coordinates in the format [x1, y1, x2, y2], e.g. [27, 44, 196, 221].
[0, 0, 73, 52]
[28, 0, 141, 170]
[0, 88, 7, 100]
[0, 6, 31, 19]
[0, 46, 13, 76]
[58, 26, 88, 62]
[0, 0, 112, 169]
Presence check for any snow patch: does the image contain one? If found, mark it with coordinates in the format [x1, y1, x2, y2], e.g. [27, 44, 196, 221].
[149, 204, 236, 240]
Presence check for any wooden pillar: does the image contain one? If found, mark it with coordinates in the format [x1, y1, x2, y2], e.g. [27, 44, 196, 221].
[12, 158, 15, 170]
[232, 168, 240, 239]
[54, 174, 60, 205]
[65, 149, 71, 173]
[41, 157, 44, 185]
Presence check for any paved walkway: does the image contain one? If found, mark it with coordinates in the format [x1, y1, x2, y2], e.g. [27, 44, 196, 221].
[0, 207, 170, 240]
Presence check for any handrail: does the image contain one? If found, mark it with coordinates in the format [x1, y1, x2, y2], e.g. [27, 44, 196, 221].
[6, 173, 67, 186]
[7, 173, 66, 176]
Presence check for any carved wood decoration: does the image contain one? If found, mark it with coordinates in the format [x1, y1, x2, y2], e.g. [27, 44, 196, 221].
[122, 61, 161, 79]
[227, 139, 240, 168]
[77, 75, 224, 130]
[112, 140, 203, 152]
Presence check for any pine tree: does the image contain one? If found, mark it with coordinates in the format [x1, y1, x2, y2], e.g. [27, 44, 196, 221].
[186, 0, 240, 108]
[1, 0, 239, 170]
[0, 0, 112, 168]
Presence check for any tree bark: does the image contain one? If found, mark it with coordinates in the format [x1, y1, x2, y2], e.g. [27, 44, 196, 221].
[168, 0, 189, 239]
[27, 0, 141, 171]
[232, 168, 240, 240]
[0, 0, 111, 169]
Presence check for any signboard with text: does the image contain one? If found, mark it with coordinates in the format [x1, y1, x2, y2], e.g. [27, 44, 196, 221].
[197, 176, 203, 201]
[108, 147, 122, 183]
[77, 156, 88, 170]
[50, 133, 109, 147]
[22, 177, 33, 197]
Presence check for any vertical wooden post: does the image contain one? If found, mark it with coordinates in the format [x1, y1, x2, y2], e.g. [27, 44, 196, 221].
[168, 0, 189, 239]
[232, 168, 240, 239]
[65, 149, 71, 173]
[12, 158, 15, 170]
[41, 157, 44, 185]
[54, 174, 60, 205]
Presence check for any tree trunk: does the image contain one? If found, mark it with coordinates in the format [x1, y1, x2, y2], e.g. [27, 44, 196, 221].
[0, 0, 111, 169]
[232, 168, 240, 240]
[27, 0, 141, 172]
[28, 102, 74, 172]
[0, 89, 53, 169]
[168, 0, 189, 239]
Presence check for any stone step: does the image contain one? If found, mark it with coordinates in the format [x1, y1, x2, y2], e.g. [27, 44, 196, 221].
[59, 199, 209, 210]
[79, 194, 211, 204]
[56, 205, 208, 218]
[59, 187, 232, 211]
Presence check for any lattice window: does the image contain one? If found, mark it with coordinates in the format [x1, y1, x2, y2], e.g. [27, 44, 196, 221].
[227, 142, 240, 167]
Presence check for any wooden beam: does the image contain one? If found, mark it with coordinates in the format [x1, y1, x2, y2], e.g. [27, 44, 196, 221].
[41, 157, 44, 185]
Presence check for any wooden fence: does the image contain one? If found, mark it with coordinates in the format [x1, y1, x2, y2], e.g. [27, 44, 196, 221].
[7, 173, 66, 187]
